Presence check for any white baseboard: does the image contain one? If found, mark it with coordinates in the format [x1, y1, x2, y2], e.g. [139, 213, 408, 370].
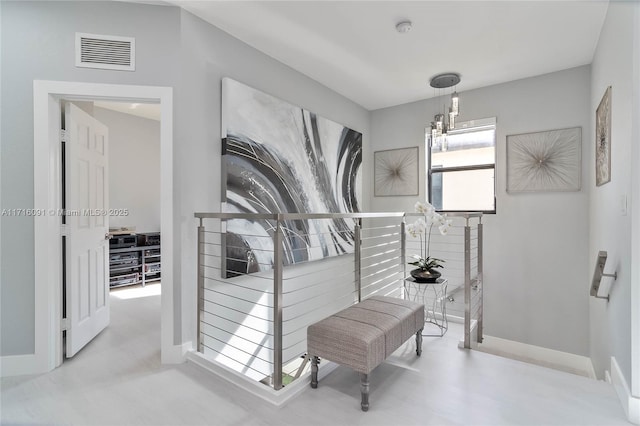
[610, 356, 640, 425]
[0, 353, 40, 377]
[186, 351, 338, 406]
[474, 335, 597, 379]
[161, 342, 192, 364]
[2, 342, 193, 376]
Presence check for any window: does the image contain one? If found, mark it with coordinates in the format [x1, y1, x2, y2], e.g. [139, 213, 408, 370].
[427, 117, 496, 213]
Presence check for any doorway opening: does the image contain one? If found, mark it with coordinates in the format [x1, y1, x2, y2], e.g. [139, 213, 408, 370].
[60, 99, 162, 360]
[30, 80, 184, 376]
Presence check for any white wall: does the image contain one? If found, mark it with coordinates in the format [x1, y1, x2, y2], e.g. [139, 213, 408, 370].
[93, 106, 161, 233]
[0, 1, 369, 356]
[370, 66, 592, 357]
[589, 0, 637, 390]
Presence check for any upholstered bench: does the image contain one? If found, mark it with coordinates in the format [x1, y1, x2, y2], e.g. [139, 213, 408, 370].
[307, 295, 425, 411]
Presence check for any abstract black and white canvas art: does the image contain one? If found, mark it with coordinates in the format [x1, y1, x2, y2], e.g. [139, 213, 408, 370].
[222, 78, 362, 276]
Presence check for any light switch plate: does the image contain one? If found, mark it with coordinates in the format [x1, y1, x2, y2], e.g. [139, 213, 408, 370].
[620, 194, 628, 216]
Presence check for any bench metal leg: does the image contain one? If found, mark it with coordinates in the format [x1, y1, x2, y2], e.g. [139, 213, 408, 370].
[311, 356, 319, 389]
[416, 329, 423, 356]
[360, 373, 370, 412]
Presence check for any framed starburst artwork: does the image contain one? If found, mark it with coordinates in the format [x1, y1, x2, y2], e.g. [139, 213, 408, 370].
[506, 127, 582, 193]
[596, 86, 612, 186]
[374, 146, 419, 196]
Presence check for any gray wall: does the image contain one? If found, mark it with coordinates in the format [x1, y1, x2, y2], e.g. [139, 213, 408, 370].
[0, 1, 369, 355]
[589, 1, 636, 385]
[93, 107, 161, 234]
[2, 2, 636, 391]
[371, 66, 592, 357]
[1, 0, 180, 356]
[174, 10, 370, 344]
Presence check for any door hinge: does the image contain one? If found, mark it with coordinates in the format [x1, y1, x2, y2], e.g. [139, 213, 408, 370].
[61, 318, 69, 332]
[61, 224, 68, 236]
[60, 129, 68, 143]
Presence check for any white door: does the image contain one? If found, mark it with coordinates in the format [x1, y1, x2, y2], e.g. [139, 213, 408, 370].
[65, 103, 110, 357]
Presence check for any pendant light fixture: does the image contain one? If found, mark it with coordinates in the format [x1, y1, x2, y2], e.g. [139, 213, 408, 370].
[430, 73, 461, 145]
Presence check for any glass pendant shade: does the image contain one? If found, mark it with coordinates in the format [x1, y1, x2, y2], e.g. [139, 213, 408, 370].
[429, 73, 461, 144]
[451, 92, 459, 115]
[435, 114, 444, 136]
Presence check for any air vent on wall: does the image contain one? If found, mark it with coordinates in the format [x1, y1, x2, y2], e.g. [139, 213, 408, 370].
[75, 32, 135, 71]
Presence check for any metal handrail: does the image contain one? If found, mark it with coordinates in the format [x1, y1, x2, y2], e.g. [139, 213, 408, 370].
[195, 211, 406, 221]
[404, 211, 483, 218]
[194, 210, 483, 389]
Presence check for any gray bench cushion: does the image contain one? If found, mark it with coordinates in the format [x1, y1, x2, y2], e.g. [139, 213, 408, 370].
[307, 315, 386, 374]
[307, 295, 424, 374]
[331, 306, 406, 358]
[361, 296, 424, 347]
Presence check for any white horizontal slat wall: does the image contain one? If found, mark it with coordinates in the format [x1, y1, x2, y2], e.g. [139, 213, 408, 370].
[199, 220, 275, 381]
[360, 218, 404, 299]
[196, 214, 481, 387]
[198, 217, 375, 385]
[280, 254, 357, 363]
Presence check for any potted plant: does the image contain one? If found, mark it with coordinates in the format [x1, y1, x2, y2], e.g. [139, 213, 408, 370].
[406, 201, 451, 282]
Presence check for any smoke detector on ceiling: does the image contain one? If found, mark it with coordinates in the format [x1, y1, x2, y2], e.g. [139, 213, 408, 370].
[396, 21, 412, 34]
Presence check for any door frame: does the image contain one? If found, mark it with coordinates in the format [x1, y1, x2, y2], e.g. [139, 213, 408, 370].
[28, 80, 185, 374]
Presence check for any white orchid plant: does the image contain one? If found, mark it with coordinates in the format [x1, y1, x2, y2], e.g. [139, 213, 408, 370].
[406, 201, 452, 271]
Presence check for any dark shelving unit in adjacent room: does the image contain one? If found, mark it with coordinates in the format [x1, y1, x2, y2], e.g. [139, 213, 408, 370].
[109, 232, 161, 289]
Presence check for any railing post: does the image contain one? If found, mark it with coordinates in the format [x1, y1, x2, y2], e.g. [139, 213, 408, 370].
[197, 218, 205, 353]
[221, 219, 228, 279]
[477, 220, 484, 344]
[401, 217, 407, 296]
[464, 217, 471, 349]
[355, 218, 362, 302]
[273, 217, 284, 390]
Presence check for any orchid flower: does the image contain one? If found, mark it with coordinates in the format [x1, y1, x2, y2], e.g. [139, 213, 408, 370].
[414, 201, 435, 216]
[438, 223, 450, 235]
[407, 202, 451, 271]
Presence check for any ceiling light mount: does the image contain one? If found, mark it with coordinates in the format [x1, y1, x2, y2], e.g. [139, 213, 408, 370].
[430, 73, 461, 144]
[395, 21, 412, 34]
[430, 73, 461, 89]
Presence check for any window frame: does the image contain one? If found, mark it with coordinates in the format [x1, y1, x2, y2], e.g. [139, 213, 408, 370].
[426, 117, 497, 214]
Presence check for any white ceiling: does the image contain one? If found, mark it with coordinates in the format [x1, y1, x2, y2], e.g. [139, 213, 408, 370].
[164, 0, 609, 110]
[94, 101, 161, 121]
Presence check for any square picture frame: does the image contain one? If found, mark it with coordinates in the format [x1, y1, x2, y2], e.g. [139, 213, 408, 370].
[374, 146, 419, 196]
[596, 86, 612, 186]
[506, 127, 582, 193]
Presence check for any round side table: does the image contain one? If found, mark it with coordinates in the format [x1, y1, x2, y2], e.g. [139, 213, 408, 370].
[404, 277, 448, 337]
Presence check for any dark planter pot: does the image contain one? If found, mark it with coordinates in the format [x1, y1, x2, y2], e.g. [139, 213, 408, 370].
[410, 268, 441, 283]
